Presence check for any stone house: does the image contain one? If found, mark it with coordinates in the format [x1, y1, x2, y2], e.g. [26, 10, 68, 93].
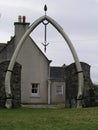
[0, 16, 94, 108]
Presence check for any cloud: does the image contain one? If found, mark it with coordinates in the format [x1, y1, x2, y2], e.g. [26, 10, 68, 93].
[0, 0, 98, 84]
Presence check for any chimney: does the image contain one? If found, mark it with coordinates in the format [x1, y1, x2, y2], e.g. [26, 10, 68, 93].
[23, 16, 26, 23]
[18, 15, 22, 23]
[14, 15, 30, 46]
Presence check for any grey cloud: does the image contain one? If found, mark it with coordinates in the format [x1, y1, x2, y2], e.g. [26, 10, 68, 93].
[0, 0, 98, 83]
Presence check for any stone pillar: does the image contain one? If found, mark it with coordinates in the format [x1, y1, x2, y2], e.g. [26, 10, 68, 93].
[65, 62, 93, 108]
[0, 61, 21, 108]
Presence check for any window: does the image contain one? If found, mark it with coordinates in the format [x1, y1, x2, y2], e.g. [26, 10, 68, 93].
[56, 85, 63, 95]
[31, 83, 40, 96]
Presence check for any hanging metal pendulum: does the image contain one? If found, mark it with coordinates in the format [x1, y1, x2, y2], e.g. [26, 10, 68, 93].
[42, 5, 49, 52]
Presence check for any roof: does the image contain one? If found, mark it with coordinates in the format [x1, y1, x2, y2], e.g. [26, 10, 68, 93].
[0, 43, 6, 51]
[50, 66, 66, 81]
[0, 36, 15, 54]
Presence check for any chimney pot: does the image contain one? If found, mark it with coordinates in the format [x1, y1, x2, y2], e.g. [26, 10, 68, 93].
[18, 15, 21, 23]
[23, 16, 26, 23]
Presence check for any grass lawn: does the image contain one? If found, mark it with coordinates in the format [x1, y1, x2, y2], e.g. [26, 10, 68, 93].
[0, 107, 98, 130]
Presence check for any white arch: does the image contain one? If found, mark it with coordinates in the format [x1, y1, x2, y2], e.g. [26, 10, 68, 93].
[5, 15, 84, 108]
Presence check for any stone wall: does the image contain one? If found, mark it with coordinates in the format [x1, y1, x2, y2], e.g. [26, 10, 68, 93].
[65, 62, 95, 107]
[0, 37, 15, 63]
[0, 61, 21, 108]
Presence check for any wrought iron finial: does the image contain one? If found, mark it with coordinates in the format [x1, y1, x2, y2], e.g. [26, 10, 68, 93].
[42, 19, 49, 52]
[44, 5, 47, 15]
[42, 5, 49, 52]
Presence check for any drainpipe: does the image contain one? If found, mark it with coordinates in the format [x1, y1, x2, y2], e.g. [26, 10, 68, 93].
[48, 61, 51, 104]
[48, 79, 51, 104]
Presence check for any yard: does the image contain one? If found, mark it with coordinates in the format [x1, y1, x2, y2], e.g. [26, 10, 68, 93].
[0, 107, 98, 130]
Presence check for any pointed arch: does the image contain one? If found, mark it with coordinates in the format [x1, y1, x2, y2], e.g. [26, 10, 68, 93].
[5, 15, 84, 108]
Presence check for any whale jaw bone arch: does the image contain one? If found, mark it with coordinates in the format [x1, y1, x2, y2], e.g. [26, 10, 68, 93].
[5, 15, 84, 108]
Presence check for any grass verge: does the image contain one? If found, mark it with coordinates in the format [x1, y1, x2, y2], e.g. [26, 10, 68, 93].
[0, 107, 98, 130]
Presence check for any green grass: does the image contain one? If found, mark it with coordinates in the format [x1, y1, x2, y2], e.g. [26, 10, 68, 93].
[0, 107, 98, 130]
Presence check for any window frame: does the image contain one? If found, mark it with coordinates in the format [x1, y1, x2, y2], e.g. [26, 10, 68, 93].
[31, 83, 40, 97]
[56, 85, 63, 95]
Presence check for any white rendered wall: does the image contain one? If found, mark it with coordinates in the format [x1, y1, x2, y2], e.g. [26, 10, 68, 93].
[16, 37, 49, 104]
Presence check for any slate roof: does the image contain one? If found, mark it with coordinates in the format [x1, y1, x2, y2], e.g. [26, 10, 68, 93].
[50, 66, 66, 81]
[0, 43, 6, 51]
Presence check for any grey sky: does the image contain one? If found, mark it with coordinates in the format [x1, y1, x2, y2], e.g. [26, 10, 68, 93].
[0, 0, 98, 84]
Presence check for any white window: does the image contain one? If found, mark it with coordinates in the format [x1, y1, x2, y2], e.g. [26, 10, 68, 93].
[56, 85, 63, 95]
[31, 83, 40, 96]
